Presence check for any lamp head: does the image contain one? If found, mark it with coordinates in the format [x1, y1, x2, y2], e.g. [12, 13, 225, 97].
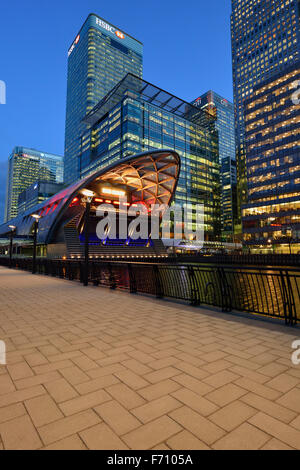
[31, 214, 41, 220]
[81, 189, 95, 203]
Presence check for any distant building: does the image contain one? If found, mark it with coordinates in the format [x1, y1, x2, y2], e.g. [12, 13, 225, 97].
[4, 147, 64, 222]
[242, 63, 300, 254]
[192, 91, 237, 239]
[231, 0, 300, 220]
[64, 14, 143, 185]
[18, 181, 65, 215]
[80, 74, 221, 240]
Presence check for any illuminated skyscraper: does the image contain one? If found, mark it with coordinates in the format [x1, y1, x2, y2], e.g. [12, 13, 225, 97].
[80, 74, 221, 240]
[242, 63, 300, 254]
[231, 0, 300, 220]
[64, 14, 143, 185]
[192, 91, 237, 239]
[4, 147, 64, 222]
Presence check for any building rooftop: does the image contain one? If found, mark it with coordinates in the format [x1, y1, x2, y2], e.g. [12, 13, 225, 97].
[68, 13, 143, 52]
[83, 73, 216, 128]
[10, 147, 63, 160]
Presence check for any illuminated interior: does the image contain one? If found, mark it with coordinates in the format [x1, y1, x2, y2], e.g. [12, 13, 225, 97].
[242, 63, 300, 253]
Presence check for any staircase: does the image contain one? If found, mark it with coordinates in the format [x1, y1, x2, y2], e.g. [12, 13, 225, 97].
[63, 214, 168, 259]
[63, 212, 85, 258]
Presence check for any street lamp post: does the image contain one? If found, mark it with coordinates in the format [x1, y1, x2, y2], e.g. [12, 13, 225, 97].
[287, 228, 293, 255]
[267, 238, 275, 254]
[31, 214, 41, 274]
[8, 225, 16, 268]
[288, 236, 292, 255]
[81, 190, 95, 286]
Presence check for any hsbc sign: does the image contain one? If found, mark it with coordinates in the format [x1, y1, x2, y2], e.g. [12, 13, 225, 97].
[68, 17, 126, 57]
[96, 18, 125, 40]
[68, 34, 80, 57]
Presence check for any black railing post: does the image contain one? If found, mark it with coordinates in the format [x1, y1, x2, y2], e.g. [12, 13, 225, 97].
[217, 267, 232, 313]
[83, 200, 91, 287]
[128, 264, 137, 294]
[108, 263, 116, 290]
[9, 229, 14, 269]
[32, 219, 39, 274]
[153, 265, 163, 298]
[188, 266, 200, 306]
[281, 270, 297, 326]
[79, 261, 84, 283]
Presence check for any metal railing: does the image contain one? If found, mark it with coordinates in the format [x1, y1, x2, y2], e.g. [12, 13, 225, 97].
[0, 257, 299, 326]
[169, 253, 300, 267]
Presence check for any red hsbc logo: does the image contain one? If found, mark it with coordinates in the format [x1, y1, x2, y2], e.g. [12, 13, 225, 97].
[115, 30, 125, 39]
[68, 34, 80, 56]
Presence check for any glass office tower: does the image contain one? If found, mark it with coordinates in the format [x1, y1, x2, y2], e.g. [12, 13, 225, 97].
[192, 92, 237, 239]
[242, 63, 300, 254]
[4, 147, 64, 222]
[231, 0, 300, 220]
[64, 14, 143, 185]
[80, 74, 221, 239]
[17, 181, 65, 215]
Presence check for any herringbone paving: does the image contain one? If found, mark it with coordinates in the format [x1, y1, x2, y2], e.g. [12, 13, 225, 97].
[0, 266, 300, 450]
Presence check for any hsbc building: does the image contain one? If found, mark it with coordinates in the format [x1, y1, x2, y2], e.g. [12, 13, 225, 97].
[65, 14, 143, 185]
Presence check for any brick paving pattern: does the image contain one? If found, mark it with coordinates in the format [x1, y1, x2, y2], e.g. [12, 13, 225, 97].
[0, 266, 300, 450]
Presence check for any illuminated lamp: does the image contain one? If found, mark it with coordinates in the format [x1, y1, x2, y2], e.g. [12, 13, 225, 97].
[101, 187, 126, 197]
[31, 214, 41, 220]
[81, 189, 95, 198]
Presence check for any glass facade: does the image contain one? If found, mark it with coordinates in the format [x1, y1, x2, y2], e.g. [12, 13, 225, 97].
[80, 74, 221, 239]
[242, 63, 300, 253]
[64, 14, 143, 185]
[5, 147, 64, 222]
[17, 181, 65, 215]
[192, 92, 237, 238]
[231, 0, 300, 220]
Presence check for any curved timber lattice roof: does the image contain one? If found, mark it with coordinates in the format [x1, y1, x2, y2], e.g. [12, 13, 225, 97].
[97, 151, 179, 206]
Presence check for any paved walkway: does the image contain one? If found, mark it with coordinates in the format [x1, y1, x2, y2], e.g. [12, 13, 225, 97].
[0, 266, 300, 450]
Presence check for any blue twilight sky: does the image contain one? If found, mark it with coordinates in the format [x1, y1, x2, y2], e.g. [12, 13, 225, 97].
[0, 0, 233, 222]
